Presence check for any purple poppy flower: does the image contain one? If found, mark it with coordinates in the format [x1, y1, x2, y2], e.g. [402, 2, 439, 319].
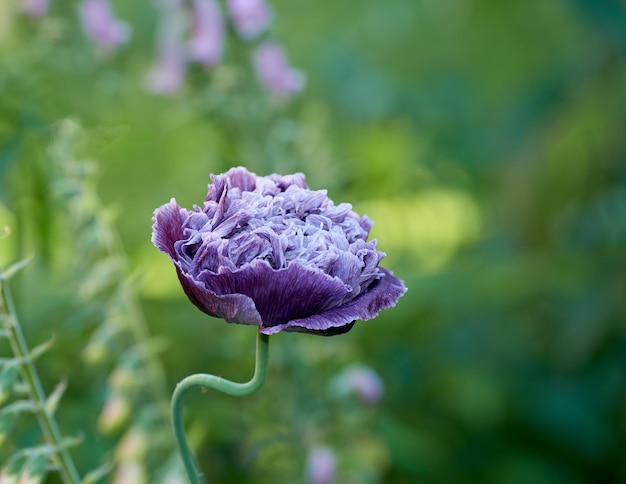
[19, 0, 50, 18]
[252, 41, 305, 98]
[188, 0, 225, 66]
[227, 0, 271, 39]
[78, 0, 130, 49]
[152, 167, 406, 336]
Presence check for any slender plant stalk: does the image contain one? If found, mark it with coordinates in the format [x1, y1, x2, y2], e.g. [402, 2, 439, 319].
[54, 124, 172, 426]
[0, 278, 81, 483]
[171, 331, 270, 484]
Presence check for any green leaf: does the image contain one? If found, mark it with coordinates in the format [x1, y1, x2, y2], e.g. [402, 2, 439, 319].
[0, 412, 18, 448]
[29, 335, 56, 362]
[0, 399, 39, 417]
[0, 133, 23, 201]
[45, 380, 67, 415]
[0, 256, 34, 281]
[0, 363, 20, 405]
[19, 453, 48, 484]
[1, 455, 26, 481]
[82, 461, 115, 484]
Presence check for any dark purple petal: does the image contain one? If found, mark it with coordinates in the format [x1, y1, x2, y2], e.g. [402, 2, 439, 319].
[196, 261, 352, 330]
[175, 263, 263, 327]
[260, 268, 406, 335]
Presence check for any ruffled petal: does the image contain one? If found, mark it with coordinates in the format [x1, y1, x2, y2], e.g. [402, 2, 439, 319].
[152, 199, 185, 259]
[175, 263, 263, 327]
[261, 268, 406, 336]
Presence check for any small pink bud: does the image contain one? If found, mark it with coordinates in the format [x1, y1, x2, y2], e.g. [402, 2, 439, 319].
[332, 364, 384, 404]
[252, 41, 305, 98]
[78, 0, 130, 49]
[227, 0, 271, 39]
[306, 446, 336, 484]
[98, 393, 131, 434]
[188, 0, 225, 66]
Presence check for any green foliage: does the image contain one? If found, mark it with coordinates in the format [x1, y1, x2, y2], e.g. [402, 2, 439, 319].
[1, 0, 626, 483]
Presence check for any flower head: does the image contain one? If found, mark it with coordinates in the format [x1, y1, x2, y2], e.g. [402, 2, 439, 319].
[152, 167, 406, 336]
[252, 41, 305, 98]
[227, 0, 272, 39]
[78, 0, 130, 49]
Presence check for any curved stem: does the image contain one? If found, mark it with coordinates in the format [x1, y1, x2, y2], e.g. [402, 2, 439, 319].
[171, 331, 270, 484]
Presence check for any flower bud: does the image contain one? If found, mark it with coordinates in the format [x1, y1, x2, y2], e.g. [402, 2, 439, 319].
[306, 446, 336, 484]
[252, 42, 305, 98]
[116, 427, 149, 462]
[331, 364, 384, 404]
[188, 0, 224, 66]
[78, 0, 131, 49]
[98, 393, 131, 434]
[227, 0, 271, 39]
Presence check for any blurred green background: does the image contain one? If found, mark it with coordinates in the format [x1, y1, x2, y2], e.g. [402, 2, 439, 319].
[1, 0, 626, 482]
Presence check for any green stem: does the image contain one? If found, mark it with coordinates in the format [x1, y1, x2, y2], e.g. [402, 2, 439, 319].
[171, 331, 270, 484]
[0, 280, 81, 483]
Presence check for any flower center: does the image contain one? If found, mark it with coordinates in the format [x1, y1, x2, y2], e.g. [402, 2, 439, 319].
[175, 176, 384, 295]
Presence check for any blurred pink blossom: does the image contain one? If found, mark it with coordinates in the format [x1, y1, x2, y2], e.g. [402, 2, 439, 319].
[332, 364, 384, 404]
[252, 41, 305, 98]
[19, 0, 50, 18]
[146, 47, 185, 94]
[306, 446, 336, 484]
[227, 0, 271, 39]
[78, 0, 130, 49]
[188, 0, 225, 66]
[146, 5, 187, 95]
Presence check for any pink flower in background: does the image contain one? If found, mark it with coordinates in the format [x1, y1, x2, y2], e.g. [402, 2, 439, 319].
[227, 0, 271, 39]
[252, 41, 305, 98]
[19, 0, 50, 18]
[78, 0, 130, 49]
[188, 0, 225, 66]
[146, 4, 187, 95]
[331, 364, 384, 404]
[146, 37, 186, 95]
[306, 446, 336, 484]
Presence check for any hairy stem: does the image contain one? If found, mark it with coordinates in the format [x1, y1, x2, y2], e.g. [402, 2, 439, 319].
[171, 331, 270, 484]
[0, 279, 81, 483]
